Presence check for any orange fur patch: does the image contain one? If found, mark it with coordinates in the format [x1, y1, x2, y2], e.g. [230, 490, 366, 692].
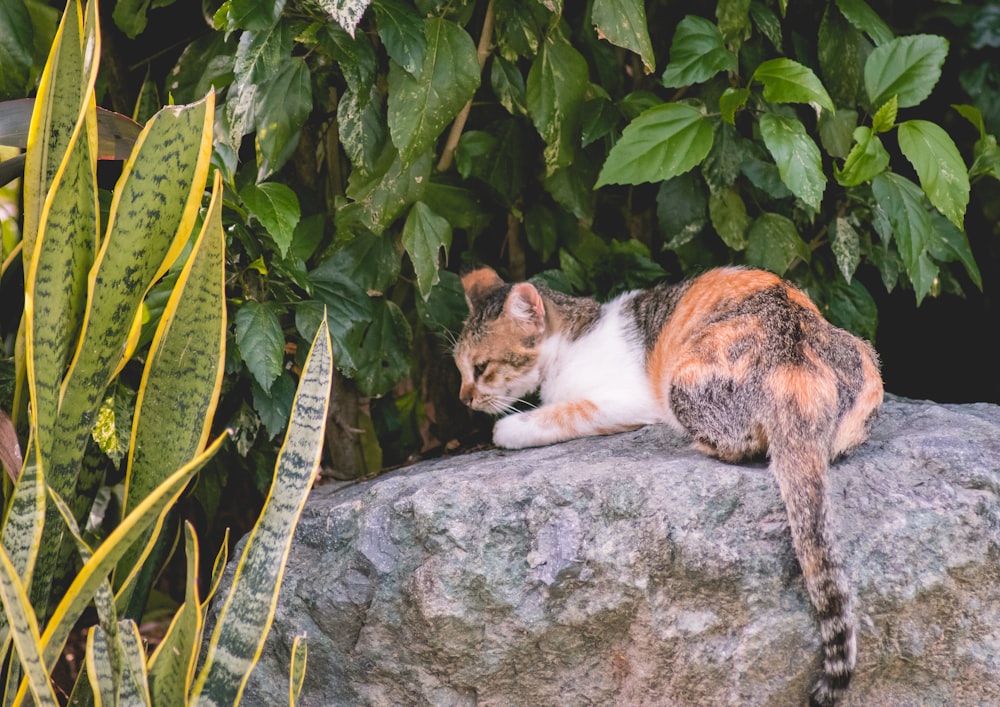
[537, 400, 599, 435]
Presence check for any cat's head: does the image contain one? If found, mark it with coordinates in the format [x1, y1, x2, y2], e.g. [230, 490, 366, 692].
[454, 267, 547, 414]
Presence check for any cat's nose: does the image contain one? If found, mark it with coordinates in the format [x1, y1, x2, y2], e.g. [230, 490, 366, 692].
[459, 384, 474, 407]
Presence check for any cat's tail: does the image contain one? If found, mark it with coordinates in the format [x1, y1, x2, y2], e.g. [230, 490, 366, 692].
[767, 403, 856, 705]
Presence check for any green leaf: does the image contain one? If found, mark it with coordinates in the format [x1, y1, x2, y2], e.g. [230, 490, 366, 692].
[758, 113, 826, 210]
[240, 181, 301, 258]
[354, 299, 412, 397]
[402, 201, 452, 300]
[830, 216, 861, 281]
[225, 22, 294, 150]
[191, 320, 332, 705]
[717, 0, 752, 45]
[592, 0, 655, 74]
[953, 103, 985, 140]
[387, 17, 480, 163]
[834, 126, 889, 187]
[927, 211, 982, 290]
[656, 173, 707, 249]
[316, 0, 371, 38]
[719, 87, 749, 125]
[111, 0, 152, 39]
[745, 212, 810, 275]
[117, 620, 152, 705]
[824, 277, 878, 342]
[817, 3, 868, 108]
[872, 172, 936, 303]
[661, 15, 736, 89]
[834, 0, 893, 46]
[750, 2, 782, 50]
[338, 85, 387, 176]
[235, 302, 285, 394]
[491, 55, 528, 116]
[525, 203, 559, 262]
[255, 57, 312, 180]
[709, 188, 751, 250]
[752, 58, 835, 113]
[344, 142, 432, 232]
[315, 229, 402, 294]
[415, 269, 467, 336]
[871, 95, 897, 134]
[596, 103, 714, 186]
[526, 24, 590, 171]
[864, 34, 948, 109]
[291, 634, 307, 706]
[818, 109, 858, 159]
[897, 119, 969, 230]
[86, 624, 115, 706]
[252, 372, 297, 441]
[229, 0, 284, 31]
[374, 0, 425, 76]
[701, 120, 748, 192]
[0, 0, 33, 98]
[168, 33, 236, 106]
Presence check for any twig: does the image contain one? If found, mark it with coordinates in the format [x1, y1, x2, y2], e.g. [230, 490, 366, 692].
[436, 0, 495, 173]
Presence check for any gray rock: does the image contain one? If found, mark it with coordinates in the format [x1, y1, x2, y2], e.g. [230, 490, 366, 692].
[225, 397, 1000, 706]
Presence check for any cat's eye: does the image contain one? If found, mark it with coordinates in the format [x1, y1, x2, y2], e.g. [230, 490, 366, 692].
[473, 362, 488, 380]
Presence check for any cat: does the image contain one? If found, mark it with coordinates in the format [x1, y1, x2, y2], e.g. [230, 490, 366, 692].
[453, 265, 883, 706]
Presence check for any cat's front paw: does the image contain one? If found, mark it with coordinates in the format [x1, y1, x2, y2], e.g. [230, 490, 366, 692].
[493, 413, 539, 449]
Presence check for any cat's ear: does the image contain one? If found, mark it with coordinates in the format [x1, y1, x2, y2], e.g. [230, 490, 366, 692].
[504, 283, 545, 333]
[461, 267, 504, 311]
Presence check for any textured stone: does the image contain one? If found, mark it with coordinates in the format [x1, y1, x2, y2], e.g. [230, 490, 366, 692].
[220, 397, 1000, 706]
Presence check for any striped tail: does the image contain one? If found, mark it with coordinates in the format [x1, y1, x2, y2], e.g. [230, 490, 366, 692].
[768, 434, 856, 706]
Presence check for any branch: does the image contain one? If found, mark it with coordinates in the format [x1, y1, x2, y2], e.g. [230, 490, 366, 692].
[436, 0, 495, 173]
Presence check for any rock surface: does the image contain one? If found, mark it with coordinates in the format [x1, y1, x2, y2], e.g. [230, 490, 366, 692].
[225, 397, 1000, 706]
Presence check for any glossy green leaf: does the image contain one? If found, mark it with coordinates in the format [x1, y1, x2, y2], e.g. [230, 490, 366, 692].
[338, 85, 387, 176]
[661, 15, 736, 88]
[596, 102, 714, 186]
[240, 181, 302, 257]
[953, 103, 985, 140]
[701, 121, 747, 192]
[229, 0, 284, 31]
[225, 22, 293, 150]
[256, 57, 312, 181]
[834, 0, 893, 46]
[592, 0, 655, 74]
[753, 58, 835, 113]
[526, 25, 589, 171]
[192, 319, 332, 706]
[316, 0, 370, 38]
[656, 174, 706, 249]
[871, 96, 897, 134]
[374, 0, 426, 77]
[817, 3, 868, 108]
[750, 2, 782, 49]
[830, 216, 861, 281]
[115, 172, 226, 600]
[387, 17, 480, 163]
[834, 126, 889, 187]
[354, 299, 412, 397]
[491, 55, 528, 116]
[709, 188, 751, 250]
[719, 87, 749, 125]
[167, 33, 236, 106]
[897, 119, 969, 230]
[252, 373, 296, 441]
[148, 523, 203, 706]
[825, 278, 878, 342]
[759, 113, 826, 210]
[344, 143, 432, 232]
[745, 212, 810, 275]
[235, 302, 285, 394]
[872, 172, 936, 303]
[402, 201, 452, 300]
[818, 109, 858, 159]
[927, 211, 982, 290]
[0, 0, 33, 98]
[111, 0, 152, 38]
[717, 0, 752, 44]
[864, 34, 948, 109]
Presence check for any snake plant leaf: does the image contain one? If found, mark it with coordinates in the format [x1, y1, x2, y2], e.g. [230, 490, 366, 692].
[115, 170, 226, 602]
[20, 0, 99, 266]
[192, 318, 332, 706]
[0, 543, 59, 706]
[85, 624, 115, 706]
[290, 633, 307, 706]
[46, 91, 214, 506]
[6, 432, 228, 703]
[0, 445, 44, 591]
[118, 619, 152, 706]
[148, 522, 203, 705]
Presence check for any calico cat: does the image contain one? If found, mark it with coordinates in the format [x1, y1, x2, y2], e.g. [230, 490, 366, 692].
[453, 266, 883, 706]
